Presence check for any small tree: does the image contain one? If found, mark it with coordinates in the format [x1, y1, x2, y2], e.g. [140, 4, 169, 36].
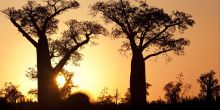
[28, 89, 38, 101]
[164, 73, 191, 104]
[164, 81, 182, 104]
[97, 87, 114, 105]
[0, 82, 23, 103]
[198, 70, 220, 103]
[113, 88, 120, 105]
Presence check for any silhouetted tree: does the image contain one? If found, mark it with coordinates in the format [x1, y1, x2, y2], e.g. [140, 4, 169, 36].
[91, 0, 194, 105]
[164, 73, 191, 104]
[197, 70, 220, 103]
[113, 88, 120, 105]
[28, 89, 38, 101]
[164, 81, 182, 104]
[2, 0, 106, 109]
[97, 87, 114, 105]
[0, 82, 23, 103]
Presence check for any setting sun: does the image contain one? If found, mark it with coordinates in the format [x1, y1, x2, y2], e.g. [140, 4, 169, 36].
[56, 75, 66, 88]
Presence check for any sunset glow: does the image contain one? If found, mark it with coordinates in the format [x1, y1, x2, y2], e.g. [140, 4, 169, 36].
[56, 74, 66, 88]
[0, 0, 219, 103]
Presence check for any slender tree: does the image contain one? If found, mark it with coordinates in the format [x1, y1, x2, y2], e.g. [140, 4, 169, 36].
[91, 0, 194, 105]
[2, 0, 106, 109]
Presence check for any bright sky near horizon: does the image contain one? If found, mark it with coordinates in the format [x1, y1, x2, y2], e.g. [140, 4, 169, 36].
[0, 0, 219, 101]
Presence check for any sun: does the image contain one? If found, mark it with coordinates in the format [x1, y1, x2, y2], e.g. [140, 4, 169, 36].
[56, 74, 66, 88]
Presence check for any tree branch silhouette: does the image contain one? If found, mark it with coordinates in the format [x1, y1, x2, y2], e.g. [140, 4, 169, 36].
[91, 0, 194, 105]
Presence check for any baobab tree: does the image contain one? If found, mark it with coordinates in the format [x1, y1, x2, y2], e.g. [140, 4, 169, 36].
[91, 0, 195, 106]
[2, 0, 106, 109]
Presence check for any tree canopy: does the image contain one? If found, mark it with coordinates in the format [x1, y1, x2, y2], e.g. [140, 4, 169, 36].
[2, 0, 107, 70]
[91, 0, 194, 59]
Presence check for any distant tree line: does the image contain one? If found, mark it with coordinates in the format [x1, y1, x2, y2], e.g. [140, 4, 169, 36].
[92, 70, 220, 105]
[0, 70, 219, 109]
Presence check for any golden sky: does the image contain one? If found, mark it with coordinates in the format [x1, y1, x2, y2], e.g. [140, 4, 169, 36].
[0, 0, 219, 101]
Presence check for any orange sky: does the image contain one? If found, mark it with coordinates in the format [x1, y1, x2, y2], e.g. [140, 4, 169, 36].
[0, 0, 219, 101]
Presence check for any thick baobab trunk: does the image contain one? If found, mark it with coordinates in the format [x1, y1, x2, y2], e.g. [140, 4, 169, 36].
[37, 37, 60, 109]
[130, 50, 146, 106]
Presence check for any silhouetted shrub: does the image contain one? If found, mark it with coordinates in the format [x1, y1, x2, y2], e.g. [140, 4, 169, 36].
[64, 92, 91, 110]
[0, 97, 8, 110]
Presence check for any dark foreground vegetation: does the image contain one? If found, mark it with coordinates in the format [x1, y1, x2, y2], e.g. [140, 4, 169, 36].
[0, 98, 220, 110]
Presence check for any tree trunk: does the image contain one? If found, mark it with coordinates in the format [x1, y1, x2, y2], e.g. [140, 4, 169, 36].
[130, 49, 146, 107]
[37, 37, 60, 110]
[206, 86, 212, 103]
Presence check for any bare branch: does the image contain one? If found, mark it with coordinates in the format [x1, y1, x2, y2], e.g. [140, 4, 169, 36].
[138, 26, 150, 47]
[10, 18, 38, 47]
[111, 16, 130, 36]
[42, 0, 79, 33]
[144, 49, 172, 60]
[28, 5, 42, 34]
[120, 0, 132, 36]
[52, 35, 90, 75]
[141, 26, 168, 51]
